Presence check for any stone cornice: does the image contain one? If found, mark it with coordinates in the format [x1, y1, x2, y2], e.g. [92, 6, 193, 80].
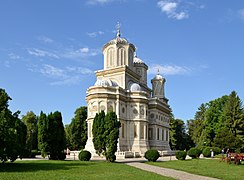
[96, 66, 141, 81]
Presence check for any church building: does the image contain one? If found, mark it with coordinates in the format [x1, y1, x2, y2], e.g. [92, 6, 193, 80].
[85, 26, 171, 158]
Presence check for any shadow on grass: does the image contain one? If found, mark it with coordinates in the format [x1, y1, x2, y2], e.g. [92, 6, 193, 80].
[0, 160, 96, 172]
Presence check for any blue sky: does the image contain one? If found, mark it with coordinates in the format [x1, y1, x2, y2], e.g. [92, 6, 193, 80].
[0, 0, 244, 125]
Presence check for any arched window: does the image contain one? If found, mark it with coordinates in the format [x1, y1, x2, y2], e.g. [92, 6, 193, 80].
[107, 48, 114, 67]
[118, 48, 125, 66]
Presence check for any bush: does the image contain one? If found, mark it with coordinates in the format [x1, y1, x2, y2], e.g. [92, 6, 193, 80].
[144, 149, 160, 162]
[202, 147, 212, 157]
[78, 150, 91, 161]
[187, 147, 201, 159]
[212, 147, 221, 155]
[196, 146, 206, 152]
[175, 151, 187, 160]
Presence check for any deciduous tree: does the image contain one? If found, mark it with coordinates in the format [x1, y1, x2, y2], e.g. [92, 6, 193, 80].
[67, 106, 87, 150]
[22, 111, 38, 152]
[0, 88, 26, 162]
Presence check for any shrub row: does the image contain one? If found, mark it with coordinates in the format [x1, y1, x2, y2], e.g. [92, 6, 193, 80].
[175, 146, 222, 160]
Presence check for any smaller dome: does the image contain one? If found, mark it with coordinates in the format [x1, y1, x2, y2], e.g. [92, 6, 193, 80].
[94, 79, 110, 86]
[94, 78, 118, 87]
[133, 56, 144, 64]
[154, 74, 163, 80]
[130, 83, 141, 92]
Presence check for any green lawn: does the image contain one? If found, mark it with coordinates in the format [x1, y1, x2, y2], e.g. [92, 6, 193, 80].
[0, 160, 173, 180]
[147, 159, 244, 180]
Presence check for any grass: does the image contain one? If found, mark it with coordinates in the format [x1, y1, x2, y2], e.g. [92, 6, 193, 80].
[147, 158, 244, 180]
[0, 160, 173, 180]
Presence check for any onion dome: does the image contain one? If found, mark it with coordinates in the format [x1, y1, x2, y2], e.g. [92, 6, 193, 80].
[102, 22, 135, 51]
[130, 83, 141, 92]
[153, 68, 165, 80]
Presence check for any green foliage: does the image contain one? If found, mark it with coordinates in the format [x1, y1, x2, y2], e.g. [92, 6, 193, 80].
[202, 147, 212, 157]
[92, 111, 106, 155]
[170, 118, 194, 151]
[202, 146, 222, 157]
[189, 91, 244, 149]
[187, 147, 201, 159]
[212, 147, 221, 155]
[38, 111, 66, 160]
[78, 150, 91, 161]
[213, 127, 242, 150]
[0, 88, 27, 163]
[104, 111, 120, 162]
[144, 149, 160, 162]
[92, 111, 120, 162]
[175, 151, 187, 160]
[66, 106, 87, 150]
[38, 111, 48, 157]
[22, 111, 38, 153]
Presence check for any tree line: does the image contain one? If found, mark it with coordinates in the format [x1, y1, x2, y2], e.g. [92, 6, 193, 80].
[0, 88, 120, 163]
[0, 88, 88, 162]
[170, 91, 244, 152]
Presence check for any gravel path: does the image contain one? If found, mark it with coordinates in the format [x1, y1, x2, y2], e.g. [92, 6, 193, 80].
[126, 162, 219, 180]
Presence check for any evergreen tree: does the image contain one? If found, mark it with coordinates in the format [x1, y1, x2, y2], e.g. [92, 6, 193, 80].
[92, 111, 120, 162]
[170, 118, 193, 150]
[68, 106, 87, 150]
[223, 91, 243, 137]
[92, 111, 106, 155]
[38, 111, 66, 159]
[104, 111, 120, 162]
[38, 111, 48, 157]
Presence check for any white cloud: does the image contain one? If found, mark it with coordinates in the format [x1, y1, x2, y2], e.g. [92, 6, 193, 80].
[238, 9, 244, 21]
[148, 64, 190, 75]
[87, 31, 104, 38]
[80, 47, 89, 53]
[36, 64, 93, 85]
[159, 1, 177, 13]
[174, 12, 189, 20]
[157, 0, 189, 20]
[38, 36, 54, 43]
[66, 67, 93, 75]
[40, 64, 67, 79]
[8, 53, 20, 60]
[62, 47, 100, 59]
[27, 48, 59, 59]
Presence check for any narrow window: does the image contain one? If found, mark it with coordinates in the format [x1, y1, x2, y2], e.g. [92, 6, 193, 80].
[140, 124, 144, 139]
[162, 128, 164, 141]
[134, 124, 137, 138]
[122, 123, 125, 138]
[157, 128, 159, 140]
[148, 128, 153, 140]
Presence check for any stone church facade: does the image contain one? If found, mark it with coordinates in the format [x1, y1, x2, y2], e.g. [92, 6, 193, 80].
[85, 28, 171, 157]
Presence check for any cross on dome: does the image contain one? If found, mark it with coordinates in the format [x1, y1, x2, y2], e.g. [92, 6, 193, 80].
[116, 22, 121, 37]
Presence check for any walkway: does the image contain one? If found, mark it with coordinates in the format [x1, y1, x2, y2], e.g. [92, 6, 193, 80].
[125, 162, 219, 180]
